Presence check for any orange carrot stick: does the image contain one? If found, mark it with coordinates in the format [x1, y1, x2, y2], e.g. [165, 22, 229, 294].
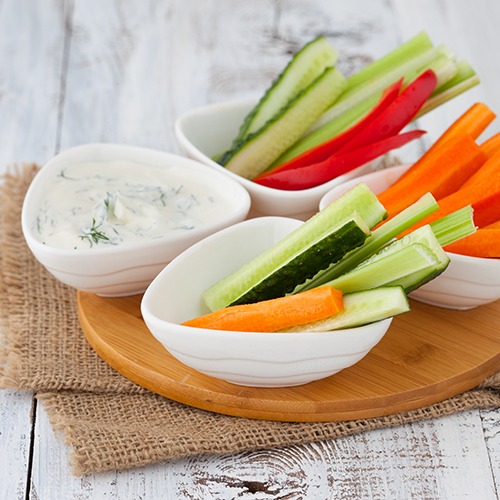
[466, 189, 500, 228]
[399, 174, 500, 237]
[377, 133, 487, 218]
[461, 148, 500, 189]
[484, 220, 500, 229]
[182, 286, 344, 332]
[396, 103, 495, 183]
[445, 229, 500, 258]
[431, 102, 496, 149]
[480, 132, 500, 159]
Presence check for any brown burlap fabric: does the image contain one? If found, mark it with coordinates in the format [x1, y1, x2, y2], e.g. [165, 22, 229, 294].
[1, 164, 499, 476]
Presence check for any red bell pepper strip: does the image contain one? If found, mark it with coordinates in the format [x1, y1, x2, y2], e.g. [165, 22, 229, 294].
[335, 69, 437, 155]
[254, 129, 426, 191]
[253, 78, 404, 180]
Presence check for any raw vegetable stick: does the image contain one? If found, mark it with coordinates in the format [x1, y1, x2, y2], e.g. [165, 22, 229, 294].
[483, 220, 500, 229]
[253, 78, 403, 179]
[430, 102, 496, 149]
[399, 175, 500, 237]
[444, 228, 500, 258]
[463, 189, 500, 228]
[461, 148, 500, 188]
[480, 132, 500, 158]
[255, 130, 425, 190]
[377, 133, 487, 218]
[182, 286, 343, 332]
[397, 102, 494, 183]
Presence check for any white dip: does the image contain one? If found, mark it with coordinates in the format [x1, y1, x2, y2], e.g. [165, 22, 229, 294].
[34, 161, 233, 249]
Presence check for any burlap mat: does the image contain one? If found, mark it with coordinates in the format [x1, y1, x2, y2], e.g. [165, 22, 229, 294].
[1, 164, 499, 476]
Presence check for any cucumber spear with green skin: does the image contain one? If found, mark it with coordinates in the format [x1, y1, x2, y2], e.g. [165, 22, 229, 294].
[219, 66, 347, 179]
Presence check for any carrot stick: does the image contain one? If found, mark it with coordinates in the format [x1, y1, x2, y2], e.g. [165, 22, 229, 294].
[461, 148, 500, 189]
[480, 132, 500, 158]
[444, 228, 500, 258]
[182, 286, 344, 332]
[399, 174, 500, 237]
[396, 103, 495, 183]
[377, 133, 487, 218]
[484, 220, 500, 229]
[466, 189, 500, 228]
[431, 102, 496, 149]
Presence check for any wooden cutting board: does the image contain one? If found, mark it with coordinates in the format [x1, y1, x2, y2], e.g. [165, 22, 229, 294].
[77, 292, 500, 422]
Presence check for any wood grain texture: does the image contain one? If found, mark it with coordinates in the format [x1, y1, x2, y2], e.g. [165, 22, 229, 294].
[0, 390, 33, 500]
[78, 291, 500, 422]
[0, 0, 499, 497]
[0, 0, 69, 168]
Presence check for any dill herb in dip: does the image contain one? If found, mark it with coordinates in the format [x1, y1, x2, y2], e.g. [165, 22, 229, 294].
[34, 161, 233, 250]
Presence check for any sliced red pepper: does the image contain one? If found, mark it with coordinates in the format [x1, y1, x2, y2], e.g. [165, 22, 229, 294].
[335, 69, 437, 155]
[253, 78, 404, 181]
[254, 129, 426, 191]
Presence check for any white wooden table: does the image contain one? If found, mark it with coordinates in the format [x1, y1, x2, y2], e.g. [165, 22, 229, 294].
[1, 1, 499, 498]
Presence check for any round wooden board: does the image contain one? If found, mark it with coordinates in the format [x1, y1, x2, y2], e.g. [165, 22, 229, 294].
[77, 291, 500, 422]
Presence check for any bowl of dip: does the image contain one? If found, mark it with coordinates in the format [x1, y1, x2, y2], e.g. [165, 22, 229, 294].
[175, 98, 386, 220]
[22, 143, 251, 296]
[319, 165, 500, 310]
[141, 216, 393, 388]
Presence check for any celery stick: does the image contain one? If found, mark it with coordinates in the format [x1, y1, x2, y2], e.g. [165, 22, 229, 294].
[345, 31, 433, 89]
[308, 45, 450, 134]
[431, 59, 477, 94]
[325, 225, 450, 294]
[416, 60, 480, 118]
[274, 50, 458, 165]
[430, 205, 476, 246]
[353, 225, 450, 293]
[324, 243, 440, 294]
[297, 193, 439, 292]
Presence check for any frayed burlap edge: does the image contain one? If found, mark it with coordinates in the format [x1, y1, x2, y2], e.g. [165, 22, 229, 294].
[0, 164, 40, 381]
[37, 388, 500, 476]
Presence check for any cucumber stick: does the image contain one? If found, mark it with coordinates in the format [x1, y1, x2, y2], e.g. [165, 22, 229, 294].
[283, 286, 410, 332]
[230, 216, 370, 306]
[298, 192, 439, 292]
[203, 183, 386, 311]
[234, 35, 339, 142]
[218, 66, 347, 179]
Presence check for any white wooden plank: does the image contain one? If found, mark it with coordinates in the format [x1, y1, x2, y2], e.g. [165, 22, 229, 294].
[0, 0, 71, 170]
[0, 0, 69, 497]
[32, 405, 498, 499]
[482, 408, 500, 494]
[0, 390, 32, 500]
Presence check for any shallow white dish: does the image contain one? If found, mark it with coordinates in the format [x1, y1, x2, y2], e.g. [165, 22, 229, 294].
[175, 98, 383, 220]
[141, 216, 392, 388]
[319, 165, 500, 310]
[22, 143, 251, 297]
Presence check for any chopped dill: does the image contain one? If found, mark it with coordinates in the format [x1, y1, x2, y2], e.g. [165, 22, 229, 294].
[79, 218, 110, 247]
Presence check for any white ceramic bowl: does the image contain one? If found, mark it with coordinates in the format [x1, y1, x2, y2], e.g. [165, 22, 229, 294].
[141, 216, 393, 388]
[21, 143, 251, 297]
[175, 98, 384, 220]
[319, 165, 500, 310]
